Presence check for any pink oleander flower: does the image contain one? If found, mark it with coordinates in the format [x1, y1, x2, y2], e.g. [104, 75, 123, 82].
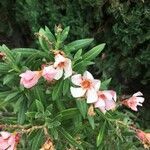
[42, 65, 57, 81]
[20, 70, 42, 88]
[136, 129, 150, 148]
[94, 90, 117, 114]
[121, 92, 144, 111]
[53, 54, 72, 80]
[0, 131, 20, 150]
[70, 71, 101, 103]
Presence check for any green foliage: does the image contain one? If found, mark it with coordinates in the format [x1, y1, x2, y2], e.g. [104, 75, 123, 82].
[0, 26, 145, 149]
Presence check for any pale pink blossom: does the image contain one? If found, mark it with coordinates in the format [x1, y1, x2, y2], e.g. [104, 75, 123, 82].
[94, 90, 117, 114]
[0, 131, 20, 150]
[42, 65, 57, 81]
[70, 71, 101, 103]
[136, 129, 150, 148]
[20, 70, 42, 88]
[53, 54, 72, 80]
[122, 92, 144, 111]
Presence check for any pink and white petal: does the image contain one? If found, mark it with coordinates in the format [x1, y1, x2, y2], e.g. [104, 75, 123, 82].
[98, 106, 107, 114]
[133, 91, 143, 97]
[136, 97, 144, 103]
[64, 59, 72, 79]
[71, 74, 82, 86]
[105, 99, 116, 111]
[103, 90, 113, 100]
[0, 131, 11, 139]
[93, 79, 101, 91]
[54, 68, 63, 80]
[86, 88, 98, 103]
[0, 141, 9, 150]
[54, 54, 66, 67]
[83, 71, 94, 80]
[94, 99, 105, 108]
[70, 87, 86, 98]
[130, 105, 138, 111]
[111, 90, 117, 102]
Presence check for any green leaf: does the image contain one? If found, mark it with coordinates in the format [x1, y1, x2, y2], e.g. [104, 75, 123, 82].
[63, 79, 70, 95]
[88, 115, 95, 129]
[82, 43, 105, 61]
[58, 127, 83, 150]
[65, 38, 94, 52]
[4, 92, 19, 102]
[52, 80, 63, 100]
[74, 49, 82, 62]
[0, 45, 15, 62]
[36, 100, 44, 113]
[96, 121, 106, 147]
[18, 97, 27, 124]
[0, 63, 10, 73]
[39, 28, 50, 51]
[60, 26, 70, 42]
[45, 26, 56, 42]
[101, 78, 112, 90]
[31, 129, 44, 150]
[60, 108, 79, 120]
[12, 48, 39, 56]
[76, 100, 87, 118]
[3, 74, 15, 85]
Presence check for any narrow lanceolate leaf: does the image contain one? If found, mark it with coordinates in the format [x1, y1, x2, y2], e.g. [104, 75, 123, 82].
[4, 92, 19, 102]
[96, 121, 106, 147]
[52, 80, 63, 100]
[74, 49, 82, 62]
[45, 26, 56, 42]
[31, 129, 44, 150]
[36, 100, 44, 113]
[63, 79, 70, 95]
[82, 43, 106, 61]
[58, 127, 83, 150]
[0, 63, 10, 73]
[64, 38, 94, 52]
[18, 97, 27, 124]
[88, 115, 95, 130]
[101, 78, 112, 90]
[60, 108, 79, 120]
[60, 26, 70, 42]
[76, 100, 87, 119]
[3, 74, 15, 85]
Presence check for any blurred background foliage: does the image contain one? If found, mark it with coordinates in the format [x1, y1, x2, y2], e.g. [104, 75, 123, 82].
[0, 0, 149, 128]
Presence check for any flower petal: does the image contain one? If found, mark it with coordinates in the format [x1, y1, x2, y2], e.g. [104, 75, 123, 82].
[105, 99, 116, 111]
[93, 79, 101, 91]
[54, 54, 66, 67]
[133, 91, 143, 97]
[71, 74, 82, 86]
[54, 68, 63, 80]
[86, 88, 98, 103]
[83, 71, 94, 80]
[136, 97, 144, 103]
[0, 132, 11, 139]
[95, 99, 105, 108]
[70, 87, 86, 98]
[64, 58, 72, 79]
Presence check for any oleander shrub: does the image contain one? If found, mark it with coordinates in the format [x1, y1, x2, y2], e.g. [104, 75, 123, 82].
[0, 26, 149, 149]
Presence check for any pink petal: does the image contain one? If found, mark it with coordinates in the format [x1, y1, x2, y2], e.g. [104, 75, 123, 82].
[0, 131, 11, 139]
[42, 66, 57, 81]
[54, 54, 66, 67]
[95, 99, 105, 108]
[105, 99, 116, 111]
[70, 87, 86, 98]
[133, 91, 143, 97]
[136, 97, 144, 103]
[92, 79, 101, 91]
[71, 74, 82, 86]
[54, 68, 63, 80]
[83, 71, 94, 80]
[86, 88, 98, 103]
[64, 58, 72, 79]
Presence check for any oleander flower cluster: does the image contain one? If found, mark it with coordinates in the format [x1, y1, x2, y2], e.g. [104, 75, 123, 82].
[19, 51, 145, 114]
